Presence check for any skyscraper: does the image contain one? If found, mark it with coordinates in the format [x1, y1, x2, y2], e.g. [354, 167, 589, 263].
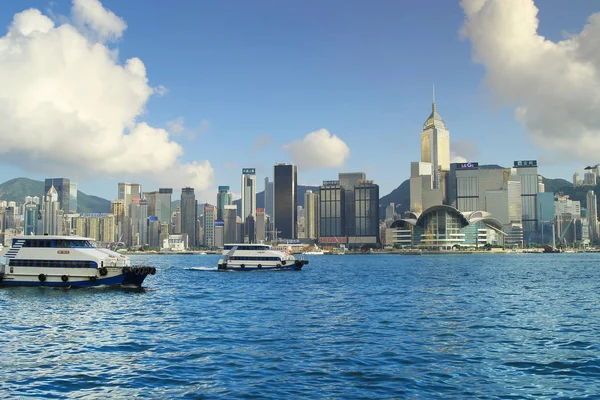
[339, 172, 366, 237]
[144, 188, 173, 225]
[181, 187, 197, 248]
[410, 90, 451, 212]
[319, 180, 345, 240]
[304, 190, 320, 240]
[223, 205, 238, 244]
[241, 168, 257, 242]
[353, 180, 380, 245]
[273, 163, 298, 240]
[203, 205, 216, 248]
[118, 183, 142, 217]
[264, 177, 274, 218]
[44, 178, 76, 213]
[241, 168, 257, 219]
[587, 190, 598, 244]
[216, 186, 232, 221]
[420, 88, 450, 189]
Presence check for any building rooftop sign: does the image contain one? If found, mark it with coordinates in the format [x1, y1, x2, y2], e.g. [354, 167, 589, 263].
[242, 168, 256, 175]
[456, 162, 479, 170]
[514, 160, 538, 168]
[357, 180, 374, 185]
[322, 180, 340, 186]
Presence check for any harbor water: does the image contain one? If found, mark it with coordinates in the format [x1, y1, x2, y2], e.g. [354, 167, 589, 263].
[1, 253, 600, 399]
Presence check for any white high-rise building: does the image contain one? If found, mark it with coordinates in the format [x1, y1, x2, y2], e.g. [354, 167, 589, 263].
[241, 168, 257, 219]
[410, 89, 450, 212]
[118, 183, 142, 217]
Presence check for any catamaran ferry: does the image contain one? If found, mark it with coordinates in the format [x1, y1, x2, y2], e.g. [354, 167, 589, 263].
[0, 235, 156, 288]
[217, 243, 308, 271]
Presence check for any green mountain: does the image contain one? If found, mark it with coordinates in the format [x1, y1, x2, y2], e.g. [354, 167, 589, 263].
[0, 177, 110, 213]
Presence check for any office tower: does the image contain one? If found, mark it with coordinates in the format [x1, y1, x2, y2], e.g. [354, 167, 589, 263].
[273, 163, 298, 240]
[148, 216, 161, 248]
[203, 205, 216, 248]
[264, 177, 274, 218]
[584, 171, 597, 186]
[587, 190, 598, 244]
[23, 199, 39, 235]
[410, 90, 451, 212]
[513, 160, 541, 235]
[256, 208, 266, 242]
[118, 183, 142, 217]
[420, 88, 450, 187]
[353, 180, 380, 245]
[144, 188, 173, 225]
[304, 190, 320, 240]
[241, 168, 257, 219]
[452, 162, 480, 211]
[217, 186, 232, 221]
[111, 200, 125, 243]
[181, 187, 197, 248]
[319, 180, 345, 241]
[171, 205, 182, 234]
[42, 185, 61, 235]
[129, 198, 148, 247]
[214, 221, 224, 248]
[45, 178, 76, 213]
[573, 172, 581, 187]
[339, 172, 366, 237]
[223, 205, 238, 243]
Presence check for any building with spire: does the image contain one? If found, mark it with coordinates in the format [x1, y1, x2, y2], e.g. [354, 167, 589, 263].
[410, 88, 451, 213]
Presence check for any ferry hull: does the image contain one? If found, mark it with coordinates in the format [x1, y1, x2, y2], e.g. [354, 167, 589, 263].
[217, 261, 307, 272]
[0, 266, 156, 288]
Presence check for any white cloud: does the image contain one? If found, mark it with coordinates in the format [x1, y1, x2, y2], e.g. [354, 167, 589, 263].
[167, 117, 185, 135]
[0, 2, 214, 193]
[450, 140, 479, 163]
[72, 0, 126, 42]
[154, 85, 168, 97]
[253, 134, 274, 150]
[461, 0, 600, 165]
[282, 129, 350, 170]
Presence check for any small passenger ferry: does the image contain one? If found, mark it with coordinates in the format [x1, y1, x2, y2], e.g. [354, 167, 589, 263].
[217, 243, 308, 271]
[0, 235, 156, 288]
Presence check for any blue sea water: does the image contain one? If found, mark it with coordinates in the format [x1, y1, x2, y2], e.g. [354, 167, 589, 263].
[1, 253, 600, 399]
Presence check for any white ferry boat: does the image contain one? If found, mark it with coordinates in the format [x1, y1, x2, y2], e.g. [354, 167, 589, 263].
[0, 235, 156, 288]
[217, 244, 308, 271]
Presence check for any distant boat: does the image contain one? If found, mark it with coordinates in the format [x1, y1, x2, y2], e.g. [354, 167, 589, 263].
[543, 245, 562, 253]
[303, 245, 328, 255]
[217, 243, 308, 271]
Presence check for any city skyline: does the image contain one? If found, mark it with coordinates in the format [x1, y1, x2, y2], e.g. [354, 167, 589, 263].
[0, 1, 600, 203]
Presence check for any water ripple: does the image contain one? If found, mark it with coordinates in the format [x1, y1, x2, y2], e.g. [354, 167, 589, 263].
[2, 253, 600, 398]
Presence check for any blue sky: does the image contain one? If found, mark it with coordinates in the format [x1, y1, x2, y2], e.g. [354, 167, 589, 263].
[0, 0, 600, 203]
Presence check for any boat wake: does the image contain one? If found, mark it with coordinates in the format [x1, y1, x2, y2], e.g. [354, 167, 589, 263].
[184, 266, 217, 271]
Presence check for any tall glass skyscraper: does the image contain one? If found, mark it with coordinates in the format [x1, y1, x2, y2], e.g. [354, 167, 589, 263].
[339, 172, 366, 237]
[273, 163, 297, 240]
[241, 168, 256, 219]
[45, 178, 77, 213]
[216, 186, 232, 221]
[264, 177, 274, 218]
[319, 181, 344, 239]
[181, 187, 197, 248]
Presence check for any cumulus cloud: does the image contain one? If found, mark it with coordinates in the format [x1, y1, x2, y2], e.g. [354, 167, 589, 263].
[0, 1, 213, 193]
[253, 134, 274, 150]
[283, 129, 350, 170]
[450, 140, 479, 163]
[72, 0, 125, 42]
[461, 0, 600, 164]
